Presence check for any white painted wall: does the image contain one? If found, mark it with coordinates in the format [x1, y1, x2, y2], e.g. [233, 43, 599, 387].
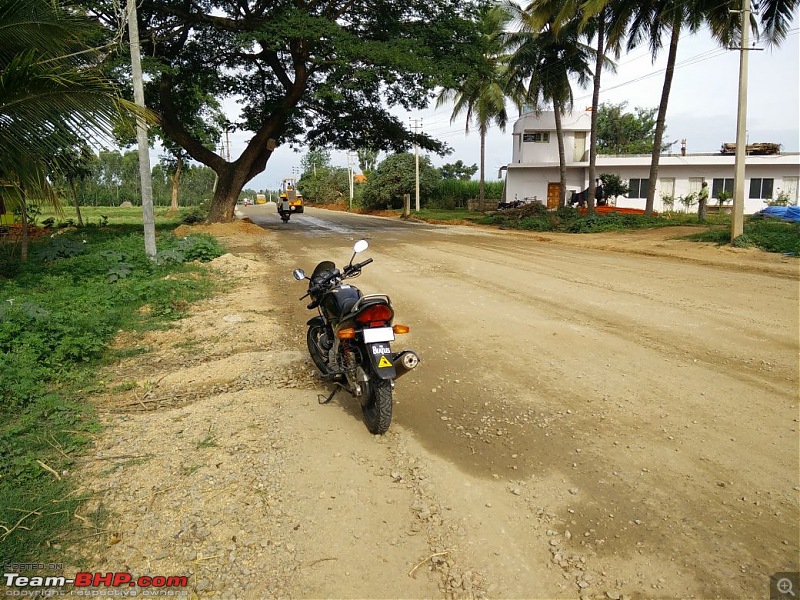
[505, 112, 800, 214]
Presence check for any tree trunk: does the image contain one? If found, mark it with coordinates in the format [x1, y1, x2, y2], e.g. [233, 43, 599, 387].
[70, 179, 83, 227]
[646, 16, 681, 216]
[554, 102, 567, 207]
[158, 72, 297, 223]
[479, 127, 486, 203]
[20, 198, 29, 263]
[587, 11, 605, 215]
[169, 155, 182, 213]
[206, 163, 252, 222]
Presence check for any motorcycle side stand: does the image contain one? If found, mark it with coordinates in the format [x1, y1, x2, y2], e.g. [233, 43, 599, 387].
[318, 386, 339, 405]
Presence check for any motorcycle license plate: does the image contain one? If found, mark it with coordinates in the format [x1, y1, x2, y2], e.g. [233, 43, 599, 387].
[362, 327, 395, 343]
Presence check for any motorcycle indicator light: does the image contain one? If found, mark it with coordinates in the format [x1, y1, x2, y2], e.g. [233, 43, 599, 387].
[337, 328, 356, 339]
[392, 324, 410, 334]
[356, 304, 394, 326]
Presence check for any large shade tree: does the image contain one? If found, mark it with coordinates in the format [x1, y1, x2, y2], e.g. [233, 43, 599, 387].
[82, 0, 484, 222]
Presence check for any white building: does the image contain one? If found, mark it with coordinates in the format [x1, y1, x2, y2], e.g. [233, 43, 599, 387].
[504, 110, 800, 214]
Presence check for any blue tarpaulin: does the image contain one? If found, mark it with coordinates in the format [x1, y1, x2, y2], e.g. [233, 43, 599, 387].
[756, 206, 800, 222]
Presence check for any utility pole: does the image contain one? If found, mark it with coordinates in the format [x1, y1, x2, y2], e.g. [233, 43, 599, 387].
[225, 126, 232, 162]
[127, 0, 156, 258]
[731, 0, 751, 241]
[411, 118, 421, 211]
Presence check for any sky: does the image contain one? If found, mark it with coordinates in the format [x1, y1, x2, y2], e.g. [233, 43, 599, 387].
[224, 19, 799, 193]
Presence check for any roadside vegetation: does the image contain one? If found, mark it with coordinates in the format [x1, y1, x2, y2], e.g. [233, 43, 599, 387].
[0, 214, 224, 565]
[318, 203, 798, 256]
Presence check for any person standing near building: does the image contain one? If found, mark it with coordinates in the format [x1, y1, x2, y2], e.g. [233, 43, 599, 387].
[698, 181, 709, 221]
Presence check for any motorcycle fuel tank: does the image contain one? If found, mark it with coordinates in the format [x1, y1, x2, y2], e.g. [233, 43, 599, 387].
[321, 285, 362, 319]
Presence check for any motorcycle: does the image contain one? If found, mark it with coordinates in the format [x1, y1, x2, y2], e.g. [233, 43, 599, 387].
[278, 199, 291, 223]
[293, 240, 420, 434]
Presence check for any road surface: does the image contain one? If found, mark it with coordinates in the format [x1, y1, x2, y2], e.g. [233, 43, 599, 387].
[234, 204, 799, 598]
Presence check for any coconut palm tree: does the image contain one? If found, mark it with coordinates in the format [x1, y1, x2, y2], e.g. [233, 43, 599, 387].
[436, 3, 516, 204]
[505, 1, 594, 207]
[612, 0, 702, 215]
[0, 0, 128, 257]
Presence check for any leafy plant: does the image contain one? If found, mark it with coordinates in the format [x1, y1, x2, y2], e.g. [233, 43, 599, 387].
[106, 263, 134, 282]
[175, 235, 224, 262]
[716, 190, 732, 207]
[661, 194, 675, 211]
[34, 237, 85, 261]
[0, 224, 224, 564]
[766, 190, 792, 206]
[678, 192, 697, 211]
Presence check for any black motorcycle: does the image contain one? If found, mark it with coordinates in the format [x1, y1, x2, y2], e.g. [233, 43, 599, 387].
[293, 240, 420, 434]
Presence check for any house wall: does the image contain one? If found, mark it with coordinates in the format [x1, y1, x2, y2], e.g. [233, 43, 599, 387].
[505, 109, 800, 214]
[505, 167, 587, 204]
[600, 161, 800, 214]
[511, 111, 592, 166]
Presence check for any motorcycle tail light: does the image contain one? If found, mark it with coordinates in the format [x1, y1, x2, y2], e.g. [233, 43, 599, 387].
[355, 304, 393, 326]
[393, 324, 410, 334]
[337, 328, 356, 339]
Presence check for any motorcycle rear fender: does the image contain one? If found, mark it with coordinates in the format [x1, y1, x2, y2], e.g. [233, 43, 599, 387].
[365, 342, 396, 380]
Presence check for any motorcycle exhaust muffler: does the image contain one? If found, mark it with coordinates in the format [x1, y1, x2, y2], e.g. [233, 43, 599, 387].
[392, 351, 420, 379]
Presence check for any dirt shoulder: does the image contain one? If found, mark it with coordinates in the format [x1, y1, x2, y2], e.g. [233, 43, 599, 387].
[73, 222, 798, 599]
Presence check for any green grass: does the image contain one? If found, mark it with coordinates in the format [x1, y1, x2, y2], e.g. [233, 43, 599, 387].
[34, 205, 191, 228]
[684, 217, 800, 255]
[397, 208, 481, 222]
[0, 221, 225, 565]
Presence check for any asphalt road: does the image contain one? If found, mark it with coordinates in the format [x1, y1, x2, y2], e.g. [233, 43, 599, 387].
[240, 204, 799, 599]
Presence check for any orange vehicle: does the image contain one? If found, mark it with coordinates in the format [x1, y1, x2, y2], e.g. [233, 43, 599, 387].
[279, 178, 304, 214]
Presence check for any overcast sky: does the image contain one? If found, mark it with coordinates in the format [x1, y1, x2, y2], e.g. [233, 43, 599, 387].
[231, 20, 799, 192]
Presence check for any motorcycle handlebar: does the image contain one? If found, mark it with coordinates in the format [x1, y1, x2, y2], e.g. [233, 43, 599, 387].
[346, 258, 373, 274]
[301, 259, 373, 305]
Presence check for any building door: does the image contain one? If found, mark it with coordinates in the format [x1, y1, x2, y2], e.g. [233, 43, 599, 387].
[784, 177, 799, 204]
[547, 182, 561, 209]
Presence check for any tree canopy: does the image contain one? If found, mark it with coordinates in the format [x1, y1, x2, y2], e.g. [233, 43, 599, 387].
[596, 102, 673, 155]
[80, 0, 484, 222]
[440, 160, 479, 180]
[361, 153, 441, 209]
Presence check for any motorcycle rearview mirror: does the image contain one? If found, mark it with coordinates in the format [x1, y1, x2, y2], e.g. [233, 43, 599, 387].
[293, 269, 306, 281]
[348, 240, 369, 267]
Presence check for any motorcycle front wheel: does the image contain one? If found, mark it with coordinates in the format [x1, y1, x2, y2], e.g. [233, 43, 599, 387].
[362, 377, 392, 434]
[307, 325, 332, 375]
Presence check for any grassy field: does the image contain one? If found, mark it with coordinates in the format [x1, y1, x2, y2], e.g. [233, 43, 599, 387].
[0, 218, 224, 566]
[34, 205, 192, 228]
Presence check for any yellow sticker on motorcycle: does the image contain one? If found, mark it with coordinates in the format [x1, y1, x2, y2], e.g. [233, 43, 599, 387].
[378, 355, 392, 368]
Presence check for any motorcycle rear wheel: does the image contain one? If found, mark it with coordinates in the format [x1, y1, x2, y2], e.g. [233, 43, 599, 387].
[307, 325, 332, 374]
[362, 378, 392, 434]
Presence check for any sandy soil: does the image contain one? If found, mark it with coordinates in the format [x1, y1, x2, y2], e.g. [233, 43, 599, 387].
[74, 218, 798, 600]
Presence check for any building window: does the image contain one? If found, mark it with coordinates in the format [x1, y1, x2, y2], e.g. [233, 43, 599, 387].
[712, 178, 734, 198]
[749, 178, 774, 200]
[628, 178, 649, 198]
[523, 132, 550, 143]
